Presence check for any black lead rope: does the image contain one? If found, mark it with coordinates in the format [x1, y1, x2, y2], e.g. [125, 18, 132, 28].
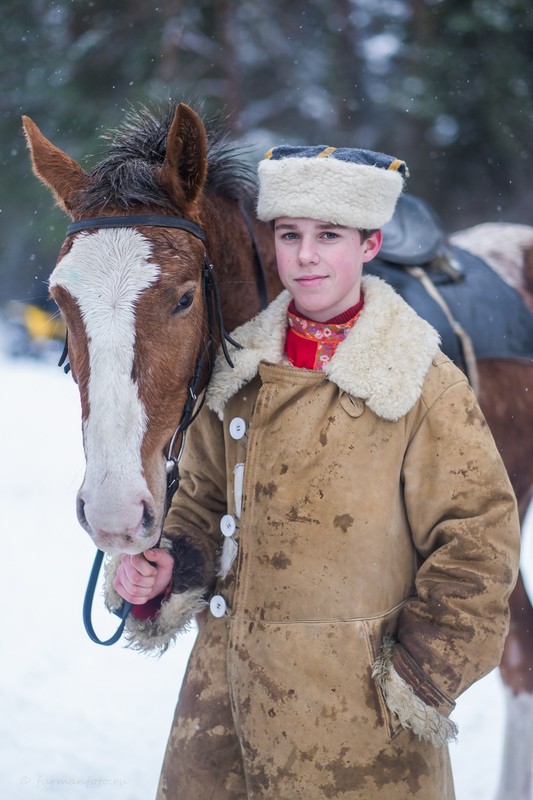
[68, 212, 250, 645]
[82, 550, 133, 646]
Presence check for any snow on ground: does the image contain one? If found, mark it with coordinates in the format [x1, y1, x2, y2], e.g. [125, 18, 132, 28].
[0, 352, 527, 799]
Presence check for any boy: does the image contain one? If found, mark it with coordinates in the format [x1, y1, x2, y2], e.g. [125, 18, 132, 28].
[110, 146, 520, 799]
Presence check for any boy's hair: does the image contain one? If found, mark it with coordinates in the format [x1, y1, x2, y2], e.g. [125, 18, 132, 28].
[360, 229, 378, 242]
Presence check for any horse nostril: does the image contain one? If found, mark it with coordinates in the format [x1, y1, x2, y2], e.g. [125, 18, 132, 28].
[142, 501, 156, 531]
[77, 496, 87, 527]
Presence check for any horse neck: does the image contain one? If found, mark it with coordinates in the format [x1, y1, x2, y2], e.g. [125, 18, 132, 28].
[201, 191, 279, 332]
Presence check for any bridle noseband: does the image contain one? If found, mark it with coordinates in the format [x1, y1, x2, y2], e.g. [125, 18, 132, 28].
[62, 213, 247, 645]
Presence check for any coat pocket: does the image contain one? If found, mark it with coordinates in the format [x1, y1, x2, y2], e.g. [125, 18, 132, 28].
[229, 611, 408, 764]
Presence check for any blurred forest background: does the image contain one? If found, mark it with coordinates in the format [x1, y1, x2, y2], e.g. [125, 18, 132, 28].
[1, 0, 532, 309]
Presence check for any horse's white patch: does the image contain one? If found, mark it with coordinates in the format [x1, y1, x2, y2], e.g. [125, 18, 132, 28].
[51, 229, 160, 541]
[451, 222, 533, 297]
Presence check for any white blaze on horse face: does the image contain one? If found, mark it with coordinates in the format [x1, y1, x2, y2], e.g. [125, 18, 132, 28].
[50, 228, 160, 553]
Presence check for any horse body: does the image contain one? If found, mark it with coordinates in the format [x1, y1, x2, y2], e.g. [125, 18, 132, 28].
[24, 103, 533, 797]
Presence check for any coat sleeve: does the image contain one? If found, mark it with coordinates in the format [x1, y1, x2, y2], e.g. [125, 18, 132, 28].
[104, 403, 227, 653]
[374, 365, 520, 745]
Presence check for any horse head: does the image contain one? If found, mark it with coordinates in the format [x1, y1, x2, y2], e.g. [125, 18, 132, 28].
[23, 103, 268, 555]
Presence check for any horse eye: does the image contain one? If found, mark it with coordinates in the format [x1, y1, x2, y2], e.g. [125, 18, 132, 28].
[173, 292, 194, 314]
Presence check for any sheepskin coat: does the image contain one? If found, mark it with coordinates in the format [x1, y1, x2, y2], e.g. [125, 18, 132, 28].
[106, 276, 520, 800]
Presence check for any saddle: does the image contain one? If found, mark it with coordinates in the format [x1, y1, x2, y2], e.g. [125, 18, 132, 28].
[380, 193, 446, 266]
[367, 194, 533, 372]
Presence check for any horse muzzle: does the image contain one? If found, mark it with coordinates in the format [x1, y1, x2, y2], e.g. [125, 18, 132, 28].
[76, 485, 160, 554]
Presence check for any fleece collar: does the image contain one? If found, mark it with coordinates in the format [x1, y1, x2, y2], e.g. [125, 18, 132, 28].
[206, 275, 441, 421]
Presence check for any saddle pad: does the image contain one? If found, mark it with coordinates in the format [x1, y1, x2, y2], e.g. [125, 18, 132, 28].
[380, 194, 445, 265]
[367, 247, 533, 370]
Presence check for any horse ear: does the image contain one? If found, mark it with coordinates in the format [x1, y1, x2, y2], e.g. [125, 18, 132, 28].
[22, 115, 88, 217]
[160, 104, 208, 210]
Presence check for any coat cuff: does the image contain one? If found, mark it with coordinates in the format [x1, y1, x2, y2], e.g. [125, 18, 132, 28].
[103, 553, 207, 654]
[123, 586, 206, 653]
[163, 533, 217, 593]
[372, 636, 458, 746]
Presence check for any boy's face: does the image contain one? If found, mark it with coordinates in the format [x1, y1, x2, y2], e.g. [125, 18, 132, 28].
[274, 217, 382, 322]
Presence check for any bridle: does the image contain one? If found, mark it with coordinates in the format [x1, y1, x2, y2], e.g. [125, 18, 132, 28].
[59, 211, 267, 645]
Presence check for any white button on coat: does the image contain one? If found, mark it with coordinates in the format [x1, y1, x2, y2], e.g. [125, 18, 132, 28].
[229, 417, 246, 440]
[220, 514, 237, 537]
[210, 595, 227, 618]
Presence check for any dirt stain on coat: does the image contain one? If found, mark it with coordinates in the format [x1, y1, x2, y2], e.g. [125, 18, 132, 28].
[319, 746, 429, 796]
[255, 481, 278, 501]
[287, 506, 320, 525]
[258, 551, 292, 570]
[334, 513, 354, 533]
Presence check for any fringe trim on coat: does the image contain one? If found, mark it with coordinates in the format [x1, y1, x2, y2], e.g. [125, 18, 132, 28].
[103, 553, 207, 654]
[372, 637, 458, 747]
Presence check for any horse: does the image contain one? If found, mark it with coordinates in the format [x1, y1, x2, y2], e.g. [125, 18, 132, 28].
[22, 103, 281, 555]
[448, 226, 533, 800]
[23, 102, 533, 799]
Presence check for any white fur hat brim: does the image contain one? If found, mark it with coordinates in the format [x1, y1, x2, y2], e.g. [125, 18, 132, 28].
[257, 155, 405, 229]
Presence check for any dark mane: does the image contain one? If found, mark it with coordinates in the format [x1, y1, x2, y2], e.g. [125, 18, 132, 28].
[75, 102, 257, 215]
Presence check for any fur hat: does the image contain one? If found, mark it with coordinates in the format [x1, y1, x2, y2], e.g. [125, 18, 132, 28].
[257, 145, 408, 230]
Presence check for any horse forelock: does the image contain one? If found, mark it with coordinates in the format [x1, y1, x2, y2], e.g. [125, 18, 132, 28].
[73, 103, 256, 217]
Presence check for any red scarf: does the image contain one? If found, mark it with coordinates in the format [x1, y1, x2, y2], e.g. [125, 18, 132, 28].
[285, 296, 364, 371]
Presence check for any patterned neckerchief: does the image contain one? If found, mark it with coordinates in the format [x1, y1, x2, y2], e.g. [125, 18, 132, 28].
[286, 296, 364, 371]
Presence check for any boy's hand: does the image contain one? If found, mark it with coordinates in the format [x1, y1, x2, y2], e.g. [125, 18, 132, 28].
[113, 548, 174, 605]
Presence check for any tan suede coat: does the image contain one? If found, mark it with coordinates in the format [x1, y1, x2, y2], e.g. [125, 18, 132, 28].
[106, 276, 520, 800]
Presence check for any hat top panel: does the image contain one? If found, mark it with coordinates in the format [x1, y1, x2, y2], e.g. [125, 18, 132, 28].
[265, 145, 407, 176]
